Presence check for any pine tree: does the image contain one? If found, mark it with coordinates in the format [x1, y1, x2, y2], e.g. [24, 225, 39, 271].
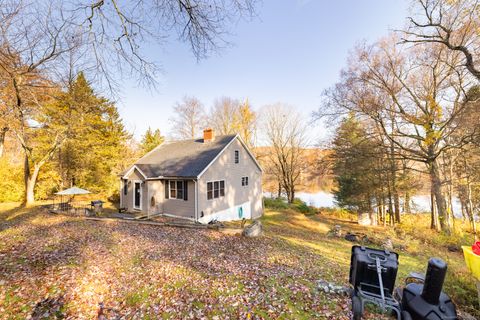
[331, 115, 382, 212]
[52, 73, 130, 196]
[140, 128, 164, 154]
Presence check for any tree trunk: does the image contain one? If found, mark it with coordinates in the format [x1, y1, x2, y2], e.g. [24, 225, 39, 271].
[376, 195, 381, 224]
[382, 197, 387, 227]
[277, 181, 282, 198]
[429, 159, 449, 233]
[394, 192, 401, 223]
[447, 157, 455, 219]
[389, 137, 401, 223]
[404, 191, 411, 214]
[430, 191, 440, 231]
[387, 184, 394, 226]
[466, 179, 477, 237]
[460, 198, 467, 221]
[23, 154, 42, 206]
[367, 194, 373, 213]
[286, 185, 295, 204]
[0, 127, 7, 157]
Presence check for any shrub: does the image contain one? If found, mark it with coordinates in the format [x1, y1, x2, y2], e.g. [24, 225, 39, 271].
[35, 163, 61, 200]
[289, 198, 315, 214]
[291, 198, 304, 206]
[0, 158, 23, 202]
[108, 192, 120, 205]
[264, 197, 289, 210]
[318, 206, 356, 221]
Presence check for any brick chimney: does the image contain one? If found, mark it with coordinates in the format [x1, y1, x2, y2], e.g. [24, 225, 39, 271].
[203, 128, 214, 142]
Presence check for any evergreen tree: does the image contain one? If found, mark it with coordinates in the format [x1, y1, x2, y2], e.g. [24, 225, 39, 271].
[331, 115, 382, 212]
[52, 73, 130, 196]
[140, 128, 164, 154]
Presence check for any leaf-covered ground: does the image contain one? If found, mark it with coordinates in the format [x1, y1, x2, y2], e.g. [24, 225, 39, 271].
[0, 203, 477, 319]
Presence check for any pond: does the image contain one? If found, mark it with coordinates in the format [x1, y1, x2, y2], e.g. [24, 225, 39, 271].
[267, 191, 465, 217]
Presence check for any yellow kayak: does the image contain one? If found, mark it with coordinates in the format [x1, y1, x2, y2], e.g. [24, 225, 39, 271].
[462, 246, 480, 281]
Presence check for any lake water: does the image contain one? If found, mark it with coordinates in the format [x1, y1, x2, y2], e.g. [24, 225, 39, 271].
[268, 191, 464, 216]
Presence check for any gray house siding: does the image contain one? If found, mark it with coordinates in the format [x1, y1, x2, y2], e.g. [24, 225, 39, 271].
[198, 138, 263, 221]
[162, 180, 196, 219]
[119, 135, 262, 222]
[122, 168, 148, 212]
[121, 172, 195, 218]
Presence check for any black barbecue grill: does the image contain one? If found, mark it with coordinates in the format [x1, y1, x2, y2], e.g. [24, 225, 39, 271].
[349, 245, 401, 320]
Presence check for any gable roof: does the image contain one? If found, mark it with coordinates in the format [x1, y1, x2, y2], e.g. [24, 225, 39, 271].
[122, 134, 238, 179]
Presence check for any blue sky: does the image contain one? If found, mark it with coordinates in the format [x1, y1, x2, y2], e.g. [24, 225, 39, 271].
[118, 0, 410, 141]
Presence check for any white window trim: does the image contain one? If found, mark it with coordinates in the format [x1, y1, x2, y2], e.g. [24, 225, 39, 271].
[207, 180, 225, 200]
[168, 180, 185, 201]
[133, 180, 143, 210]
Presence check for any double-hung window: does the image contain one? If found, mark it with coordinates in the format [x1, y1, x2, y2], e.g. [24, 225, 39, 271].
[241, 176, 249, 186]
[207, 180, 225, 200]
[177, 181, 184, 199]
[169, 180, 184, 199]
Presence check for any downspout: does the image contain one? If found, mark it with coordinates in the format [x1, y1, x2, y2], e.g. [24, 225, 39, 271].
[193, 179, 198, 222]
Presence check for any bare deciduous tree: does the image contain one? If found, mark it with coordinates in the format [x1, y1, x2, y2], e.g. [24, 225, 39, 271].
[170, 96, 207, 139]
[210, 96, 241, 135]
[319, 35, 478, 233]
[402, 0, 480, 81]
[263, 104, 308, 203]
[0, 0, 257, 204]
[209, 97, 257, 147]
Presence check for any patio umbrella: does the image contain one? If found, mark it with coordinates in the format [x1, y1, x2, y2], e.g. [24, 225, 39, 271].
[55, 186, 91, 195]
[54, 187, 91, 212]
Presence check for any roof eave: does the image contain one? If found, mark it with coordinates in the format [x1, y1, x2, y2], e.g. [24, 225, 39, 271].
[121, 165, 148, 180]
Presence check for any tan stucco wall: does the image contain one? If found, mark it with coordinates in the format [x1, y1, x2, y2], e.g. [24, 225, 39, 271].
[198, 138, 263, 220]
[163, 180, 196, 219]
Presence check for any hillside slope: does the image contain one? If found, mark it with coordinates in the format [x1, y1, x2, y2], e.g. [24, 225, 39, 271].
[0, 204, 477, 319]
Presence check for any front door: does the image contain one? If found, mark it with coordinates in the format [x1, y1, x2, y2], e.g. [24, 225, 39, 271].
[134, 182, 142, 210]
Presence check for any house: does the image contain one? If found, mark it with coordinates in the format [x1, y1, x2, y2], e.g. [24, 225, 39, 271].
[120, 129, 263, 223]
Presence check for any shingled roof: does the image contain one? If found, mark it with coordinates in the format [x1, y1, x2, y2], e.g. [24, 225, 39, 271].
[123, 134, 238, 178]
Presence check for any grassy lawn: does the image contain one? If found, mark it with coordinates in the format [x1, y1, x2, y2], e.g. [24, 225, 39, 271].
[0, 203, 478, 319]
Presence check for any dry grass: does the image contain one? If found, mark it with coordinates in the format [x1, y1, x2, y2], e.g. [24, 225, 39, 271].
[0, 203, 478, 319]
